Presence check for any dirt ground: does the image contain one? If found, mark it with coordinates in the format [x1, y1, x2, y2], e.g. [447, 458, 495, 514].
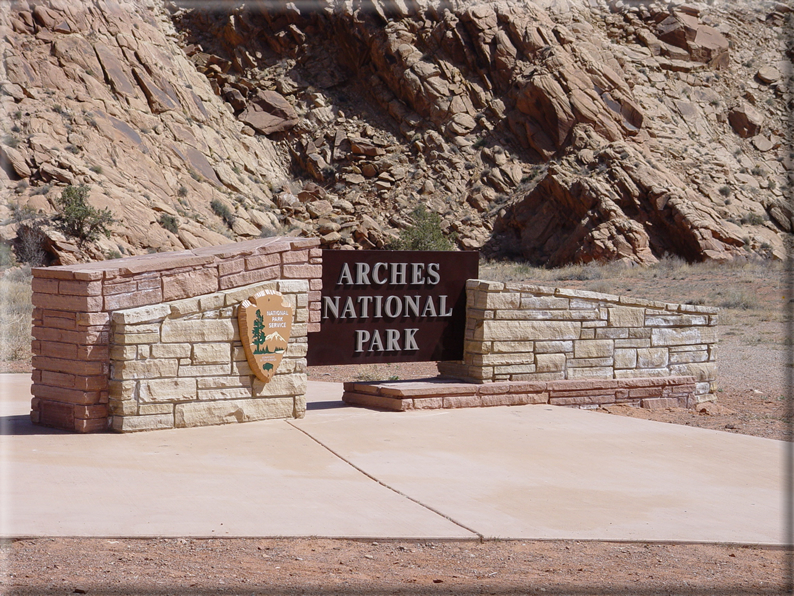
[2, 538, 789, 595]
[2, 260, 792, 594]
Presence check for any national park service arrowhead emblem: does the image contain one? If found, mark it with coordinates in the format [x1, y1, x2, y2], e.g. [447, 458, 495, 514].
[238, 290, 293, 383]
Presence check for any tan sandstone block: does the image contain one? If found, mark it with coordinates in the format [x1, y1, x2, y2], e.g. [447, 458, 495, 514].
[178, 363, 232, 377]
[108, 380, 136, 399]
[109, 399, 137, 415]
[669, 362, 716, 382]
[471, 353, 534, 366]
[614, 368, 669, 378]
[637, 348, 668, 368]
[110, 345, 137, 361]
[113, 359, 179, 380]
[614, 348, 637, 369]
[277, 279, 309, 294]
[192, 342, 231, 364]
[573, 340, 614, 359]
[198, 387, 253, 400]
[199, 293, 225, 312]
[252, 373, 307, 397]
[197, 376, 252, 390]
[161, 319, 235, 343]
[491, 341, 533, 353]
[520, 296, 569, 309]
[151, 343, 192, 359]
[494, 364, 536, 375]
[474, 292, 520, 310]
[608, 306, 644, 328]
[536, 353, 566, 373]
[112, 304, 171, 326]
[114, 331, 160, 345]
[567, 366, 614, 379]
[112, 414, 174, 432]
[478, 321, 580, 342]
[174, 397, 295, 427]
[138, 403, 174, 415]
[138, 378, 197, 403]
[670, 350, 708, 364]
[169, 297, 200, 317]
[651, 327, 717, 347]
[535, 340, 573, 353]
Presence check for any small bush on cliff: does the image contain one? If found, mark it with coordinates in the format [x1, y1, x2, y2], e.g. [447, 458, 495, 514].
[210, 199, 235, 227]
[52, 185, 115, 246]
[158, 214, 179, 235]
[389, 206, 456, 251]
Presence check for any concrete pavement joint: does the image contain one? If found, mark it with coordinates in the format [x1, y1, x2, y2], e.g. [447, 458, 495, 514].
[285, 420, 484, 541]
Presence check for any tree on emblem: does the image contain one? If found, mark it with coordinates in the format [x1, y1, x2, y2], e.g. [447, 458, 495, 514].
[252, 309, 266, 354]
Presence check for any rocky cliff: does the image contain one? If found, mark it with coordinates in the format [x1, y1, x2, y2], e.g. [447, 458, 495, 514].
[1, 0, 791, 266]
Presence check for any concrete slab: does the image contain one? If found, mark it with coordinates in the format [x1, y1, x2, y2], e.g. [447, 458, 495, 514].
[1, 375, 786, 544]
[293, 399, 785, 544]
[0, 376, 474, 539]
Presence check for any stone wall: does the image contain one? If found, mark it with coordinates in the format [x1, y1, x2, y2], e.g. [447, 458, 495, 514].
[109, 280, 308, 432]
[30, 237, 321, 432]
[438, 280, 718, 403]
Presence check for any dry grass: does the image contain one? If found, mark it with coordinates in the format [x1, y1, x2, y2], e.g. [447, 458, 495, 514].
[480, 256, 786, 344]
[0, 266, 33, 362]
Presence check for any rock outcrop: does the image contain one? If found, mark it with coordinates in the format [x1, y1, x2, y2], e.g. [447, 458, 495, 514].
[0, 0, 791, 266]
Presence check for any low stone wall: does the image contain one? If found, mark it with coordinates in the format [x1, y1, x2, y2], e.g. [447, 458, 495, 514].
[30, 237, 321, 432]
[109, 280, 308, 432]
[343, 376, 698, 411]
[438, 280, 718, 403]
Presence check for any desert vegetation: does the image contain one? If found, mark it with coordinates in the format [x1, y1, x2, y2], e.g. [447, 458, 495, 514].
[0, 266, 33, 364]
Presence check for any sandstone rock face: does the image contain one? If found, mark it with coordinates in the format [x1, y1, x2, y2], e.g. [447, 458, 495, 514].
[0, 0, 789, 266]
[238, 90, 299, 135]
[728, 103, 764, 138]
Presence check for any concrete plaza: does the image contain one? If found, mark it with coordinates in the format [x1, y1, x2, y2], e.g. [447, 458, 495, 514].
[0, 373, 785, 544]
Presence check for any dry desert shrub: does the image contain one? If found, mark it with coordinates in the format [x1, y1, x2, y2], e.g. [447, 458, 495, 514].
[0, 267, 33, 361]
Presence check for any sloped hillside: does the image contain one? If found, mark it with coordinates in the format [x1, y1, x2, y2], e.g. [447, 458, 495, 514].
[1, 0, 791, 266]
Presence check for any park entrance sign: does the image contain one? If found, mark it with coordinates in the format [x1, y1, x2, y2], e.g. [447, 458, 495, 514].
[307, 250, 479, 366]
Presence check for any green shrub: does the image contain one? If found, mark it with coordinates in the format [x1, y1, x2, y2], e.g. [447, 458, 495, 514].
[177, 186, 188, 198]
[0, 243, 16, 267]
[741, 212, 765, 226]
[388, 206, 456, 251]
[718, 185, 732, 197]
[52, 185, 115, 246]
[210, 199, 235, 227]
[89, 165, 103, 174]
[158, 213, 179, 234]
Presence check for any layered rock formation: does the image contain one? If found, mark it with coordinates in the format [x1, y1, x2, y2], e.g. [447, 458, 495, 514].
[1, 0, 791, 266]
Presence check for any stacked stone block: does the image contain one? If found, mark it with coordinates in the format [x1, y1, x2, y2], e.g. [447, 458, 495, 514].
[30, 237, 321, 433]
[438, 280, 718, 403]
[109, 280, 308, 432]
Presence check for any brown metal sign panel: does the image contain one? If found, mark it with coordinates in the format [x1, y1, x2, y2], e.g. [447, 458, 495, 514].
[307, 250, 479, 366]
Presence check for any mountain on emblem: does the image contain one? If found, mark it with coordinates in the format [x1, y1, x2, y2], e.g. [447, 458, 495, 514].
[238, 290, 294, 383]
